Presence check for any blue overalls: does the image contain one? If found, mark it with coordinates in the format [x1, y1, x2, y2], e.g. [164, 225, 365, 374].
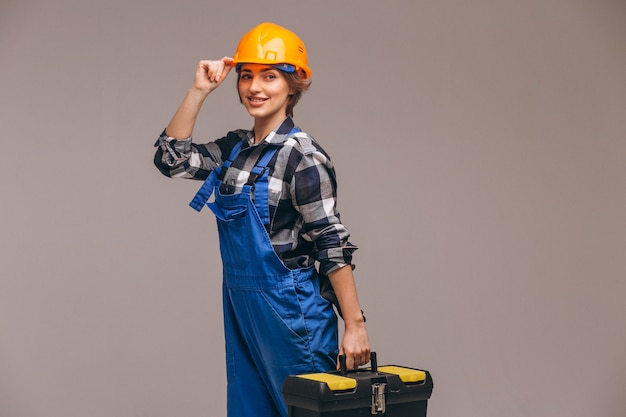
[190, 130, 339, 417]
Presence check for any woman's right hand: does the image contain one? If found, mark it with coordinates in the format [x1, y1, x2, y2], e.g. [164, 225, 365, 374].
[164, 57, 235, 139]
[193, 57, 235, 94]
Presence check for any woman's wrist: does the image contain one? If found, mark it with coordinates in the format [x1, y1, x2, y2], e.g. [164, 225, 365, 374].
[188, 85, 211, 101]
[343, 311, 366, 328]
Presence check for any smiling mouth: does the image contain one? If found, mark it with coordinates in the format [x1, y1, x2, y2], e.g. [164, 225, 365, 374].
[248, 97, 268, 103]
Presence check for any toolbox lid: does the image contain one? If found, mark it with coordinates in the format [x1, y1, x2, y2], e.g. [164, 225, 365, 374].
[295, 372, 357, 391]
[378, 366, 427, 383]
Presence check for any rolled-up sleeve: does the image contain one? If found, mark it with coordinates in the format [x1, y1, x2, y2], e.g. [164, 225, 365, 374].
[153, 129, 225, 180]
[291, 148, 357, 275]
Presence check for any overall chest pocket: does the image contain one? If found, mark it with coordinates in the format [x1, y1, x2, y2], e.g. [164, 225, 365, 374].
[208, 200, 251, 268]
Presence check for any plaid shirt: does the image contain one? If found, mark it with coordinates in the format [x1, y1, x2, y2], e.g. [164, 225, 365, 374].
[153, 117, 356, 275]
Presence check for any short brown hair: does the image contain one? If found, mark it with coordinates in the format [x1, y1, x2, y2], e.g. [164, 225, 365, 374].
[282, 70, 311, 117]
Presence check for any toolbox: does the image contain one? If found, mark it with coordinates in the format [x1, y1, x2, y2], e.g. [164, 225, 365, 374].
[282, 353, 433, 416]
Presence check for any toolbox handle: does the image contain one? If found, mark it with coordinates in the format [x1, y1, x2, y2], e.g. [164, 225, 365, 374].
[338, 351, 378, 375]
[339, 354, 347, 375]
[371, 351, 378, 372]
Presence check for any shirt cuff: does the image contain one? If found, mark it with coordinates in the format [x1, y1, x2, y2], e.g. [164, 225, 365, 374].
[318, 242, 358, 276]
[154, 130, 194, 166]
[154, 129, 192, 145]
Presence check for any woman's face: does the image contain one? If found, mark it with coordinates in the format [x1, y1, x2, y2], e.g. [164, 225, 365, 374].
[238, 64, 293, 124]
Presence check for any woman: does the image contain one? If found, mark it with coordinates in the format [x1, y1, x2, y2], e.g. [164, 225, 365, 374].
[153, 22, 370, 417]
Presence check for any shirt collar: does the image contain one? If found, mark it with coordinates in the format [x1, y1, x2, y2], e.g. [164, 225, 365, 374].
[246, 117, 296, 147]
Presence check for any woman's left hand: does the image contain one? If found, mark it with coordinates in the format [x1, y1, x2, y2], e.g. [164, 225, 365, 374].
[338, 320, 371, 370]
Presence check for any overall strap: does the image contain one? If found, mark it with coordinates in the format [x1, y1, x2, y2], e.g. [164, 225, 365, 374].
[189, 140, 245, 212]
[248, 127, 300, 224]
[218, 140, 244, 180]
[245, 146, 278, 224]
[189, 170, 217, 212]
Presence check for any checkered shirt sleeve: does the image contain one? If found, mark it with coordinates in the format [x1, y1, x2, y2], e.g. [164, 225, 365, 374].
[153, 130, 242, 180]
[288, 134, 358, 275]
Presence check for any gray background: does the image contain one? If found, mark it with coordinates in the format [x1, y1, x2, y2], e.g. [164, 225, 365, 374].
[1, 0, 625, 416]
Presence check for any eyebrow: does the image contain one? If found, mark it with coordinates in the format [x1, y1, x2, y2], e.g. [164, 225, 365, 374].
[240, 67, 278, 73]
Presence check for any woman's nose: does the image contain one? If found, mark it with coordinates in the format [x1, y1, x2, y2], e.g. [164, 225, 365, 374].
[249, 75, 262, 92]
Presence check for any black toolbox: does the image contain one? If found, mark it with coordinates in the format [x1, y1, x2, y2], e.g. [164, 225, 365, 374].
[282, 353, 433, 416]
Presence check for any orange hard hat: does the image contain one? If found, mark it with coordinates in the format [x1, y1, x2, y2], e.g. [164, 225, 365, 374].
[233, 22, 312, 79]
